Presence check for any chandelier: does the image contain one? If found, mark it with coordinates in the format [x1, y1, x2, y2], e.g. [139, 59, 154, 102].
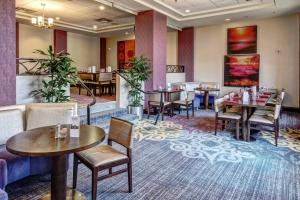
[31, 3, 54, 28]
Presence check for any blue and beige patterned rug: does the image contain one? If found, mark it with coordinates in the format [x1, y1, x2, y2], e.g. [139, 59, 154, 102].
[6, 112, 300, 200]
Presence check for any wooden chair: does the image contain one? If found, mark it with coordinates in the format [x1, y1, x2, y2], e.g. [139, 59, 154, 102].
[248, 100, 282, 146]
[173, 91, 195, 119]
[147, 93, 172, 121]
[214, 97, 242, 140]
[73, 117, 134, 200]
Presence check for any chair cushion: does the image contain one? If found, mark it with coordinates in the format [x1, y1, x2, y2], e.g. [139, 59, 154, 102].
[0, 146, 30, 185]
[218, 112, 241, 120]
[0, 109, 24, 145]
[76, 145, 128, 167]
[149, 101, 171, 106]
[26, 103, 76, 130]
[249, 114, 274, 125]
[173, 100, 193, 105]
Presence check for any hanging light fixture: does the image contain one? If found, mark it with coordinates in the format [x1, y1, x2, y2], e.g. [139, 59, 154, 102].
[31, 3, 54, 28]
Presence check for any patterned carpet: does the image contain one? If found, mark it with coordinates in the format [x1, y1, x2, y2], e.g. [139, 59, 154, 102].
[6, 110, 300, 200]
[70, 87, 116, 105]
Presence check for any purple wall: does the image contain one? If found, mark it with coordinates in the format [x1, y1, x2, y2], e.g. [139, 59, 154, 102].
[0, 0, 16, 106]
[135, 10, 167, 91]
[178, 27, 194, 82]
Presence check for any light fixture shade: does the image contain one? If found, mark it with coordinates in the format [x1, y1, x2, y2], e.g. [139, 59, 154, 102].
[31, 17, 37, 24]
[48, 18, 54, 26]
[37, 16, 43, 26]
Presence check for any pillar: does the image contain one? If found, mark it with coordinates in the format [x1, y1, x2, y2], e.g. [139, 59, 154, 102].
[135, 10, 167, 91]
[0, 0, 16, 106]
[178, 27, 194, 82]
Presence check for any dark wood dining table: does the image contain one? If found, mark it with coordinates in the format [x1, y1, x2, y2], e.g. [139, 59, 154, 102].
[6, 125, 105, 200]
[195, 87, 220, 109]
[147, 88, 183, 125]
[78, 71, 99, 82]
[223, 94, 276, 140]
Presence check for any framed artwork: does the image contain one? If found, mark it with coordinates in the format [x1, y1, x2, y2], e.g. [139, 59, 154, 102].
[227, 25, 257, 54]
[224, 54, 260, 87]
[117, 40, 135, 69]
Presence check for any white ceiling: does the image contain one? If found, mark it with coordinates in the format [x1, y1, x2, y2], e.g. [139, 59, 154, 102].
[15, 0, 300, 36]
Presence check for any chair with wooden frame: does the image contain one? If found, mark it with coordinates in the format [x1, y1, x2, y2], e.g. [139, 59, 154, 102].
[72, 117, 134, 200]
[147, 92, 172, 121]
[173, 91, 195, 119]
[214, 97, 242, 140]
[248, 100, 282, 146]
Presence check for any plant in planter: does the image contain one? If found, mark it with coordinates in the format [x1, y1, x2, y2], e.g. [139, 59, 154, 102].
[123, 55, 151, 119]
[31, 45, 79, 102]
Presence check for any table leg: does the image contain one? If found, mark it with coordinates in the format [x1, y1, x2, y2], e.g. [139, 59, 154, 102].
[204, 91, 209, 109]
[242, 107, 247, 141]
[155, 92, 163, 125]
[41, 155, 85, 200]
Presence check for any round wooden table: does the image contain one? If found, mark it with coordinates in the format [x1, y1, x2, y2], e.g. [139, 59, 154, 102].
[195, 87, 220, 109]
[6, 125, 105, 200]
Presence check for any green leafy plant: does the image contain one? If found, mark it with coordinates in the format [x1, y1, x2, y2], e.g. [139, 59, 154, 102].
[124, 55, 151, 106]
[31, 45, 79, 102]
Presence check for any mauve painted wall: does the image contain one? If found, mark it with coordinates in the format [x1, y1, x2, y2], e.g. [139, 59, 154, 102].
[54, 29, 67, 54]
[178, 27, 194, 82]
[135, 10, 167, 91]
[0, 0, 16, 106]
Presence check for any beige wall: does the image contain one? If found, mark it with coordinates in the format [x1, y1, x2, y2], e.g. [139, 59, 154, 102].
[106, 35, 135, 70]
[19, 24, 53, 59]
[67, 32, 100, 71]
[194, 14, 299, 107]
[167, 31, 178, 65]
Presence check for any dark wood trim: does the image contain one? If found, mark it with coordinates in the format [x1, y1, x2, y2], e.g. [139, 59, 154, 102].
[100, 38, 106, 69]
[16, 22, 19, 74]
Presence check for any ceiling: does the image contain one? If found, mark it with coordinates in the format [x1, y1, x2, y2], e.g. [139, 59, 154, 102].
[15, 0, 300, 37]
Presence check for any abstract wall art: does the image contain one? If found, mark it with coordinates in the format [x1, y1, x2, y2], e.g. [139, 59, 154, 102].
[224, 54, 260, 87]
[227, 25, 257, 54]
[117, 40, 135, 69]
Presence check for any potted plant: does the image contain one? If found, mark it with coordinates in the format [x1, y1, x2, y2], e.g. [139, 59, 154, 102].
[31, 45, 79, 102]
[123, 55, 151, 120]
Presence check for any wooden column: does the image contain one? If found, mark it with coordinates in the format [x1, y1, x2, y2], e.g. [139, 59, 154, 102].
[100, 38, 107, 70]
[178, 27, 194, 82]
[54, 29, 67, 54]
[16, 22, 19, 75]
[0, 0, 16, 106]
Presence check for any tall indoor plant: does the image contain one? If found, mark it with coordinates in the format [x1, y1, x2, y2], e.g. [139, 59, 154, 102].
[124, 55, 151, 119]
[31, 45, 78, 102]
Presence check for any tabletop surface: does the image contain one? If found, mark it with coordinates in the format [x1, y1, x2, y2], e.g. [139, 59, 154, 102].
[223, 94, 277, 108]
[195, 87, 220, 92]
[6, 125, 105, 157]
[147, 89, 183, 94]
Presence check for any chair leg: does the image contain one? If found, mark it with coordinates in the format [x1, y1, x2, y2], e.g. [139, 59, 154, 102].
[72, 155, 78, 189]
[109, 168, 112, 174]
[186, 103, 189, 119]
[192, 101, 195, 117]
[236, 120, 240, 140]
[221, 120, 225, 131]
[78, 85, 81, 95]
[147, 106, 150, 119]
[161, 106, 164, 121]
[92, 169, 98, 200]
[247, 122, 250, 142]
[178, 105, 181, 114]
[128, 161, 133, 193]
[215, 119, 218, 135]
[275, 125, 279, 146]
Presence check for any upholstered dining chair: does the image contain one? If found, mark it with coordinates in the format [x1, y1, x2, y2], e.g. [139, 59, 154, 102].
[173, 91, 195, 119]
[247, 102, 282, 146]
[147, 93, 172, 120]
[99, 72, 113, 96]
[214, 97, 242, 140]
[73, 117, 134, 200]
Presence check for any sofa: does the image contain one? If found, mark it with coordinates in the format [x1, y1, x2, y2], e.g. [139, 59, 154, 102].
[0, 103, 77, 196]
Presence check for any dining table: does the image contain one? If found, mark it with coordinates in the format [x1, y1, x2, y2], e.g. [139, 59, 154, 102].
[223, 93, 277, 141]
[6, 125, 105, 200]
[78, 71, 99, 82]
[195, 87, 220, 109]
[147, 88, 183, 125]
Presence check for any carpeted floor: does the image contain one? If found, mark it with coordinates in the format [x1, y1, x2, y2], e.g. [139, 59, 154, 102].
[70, 87, 116, 105]
[6, 110, 300, 200]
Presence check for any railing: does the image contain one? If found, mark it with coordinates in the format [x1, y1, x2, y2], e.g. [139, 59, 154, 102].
[17, 58, 96, 125]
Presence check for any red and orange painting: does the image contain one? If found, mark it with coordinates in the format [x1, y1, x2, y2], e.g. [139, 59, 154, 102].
[224, 55, 260, 87]
[227, 26, 257, 54]
[117, 40, 135, 69]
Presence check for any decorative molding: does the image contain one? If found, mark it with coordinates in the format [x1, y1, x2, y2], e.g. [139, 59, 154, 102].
[133, 0, 275, 22]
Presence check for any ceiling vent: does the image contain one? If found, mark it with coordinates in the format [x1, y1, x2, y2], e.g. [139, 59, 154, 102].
[16, 7, 37, 14]
[95, 18, 112, 23]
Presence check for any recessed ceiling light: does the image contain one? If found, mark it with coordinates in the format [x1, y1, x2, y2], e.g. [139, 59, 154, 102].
[125, 32, 129, 35]
[185, 9, 190, 13]
[55, 17, 60, 20]
[99, 5, 105, 10]
[225, 18, 231, 21]
[93, 25, 98, 29]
